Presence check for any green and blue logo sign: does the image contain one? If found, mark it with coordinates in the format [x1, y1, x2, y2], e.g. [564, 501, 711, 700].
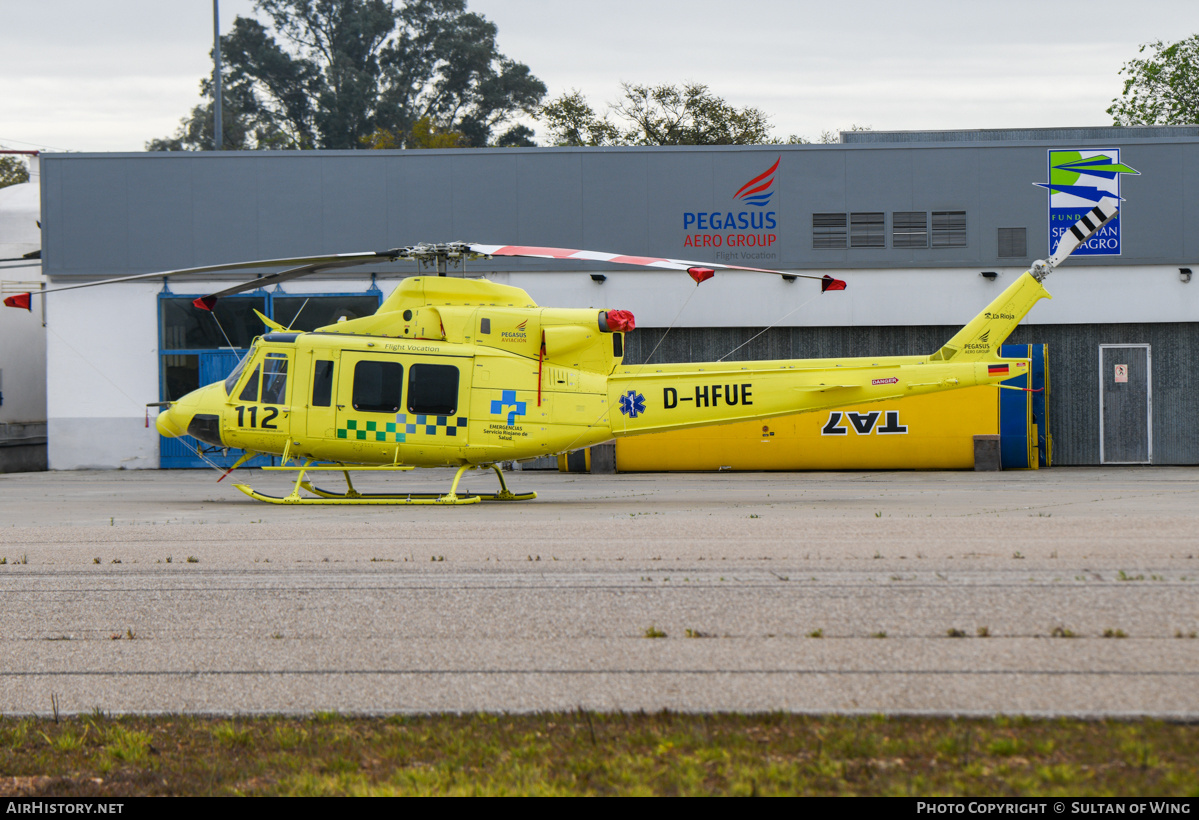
[1036, 149, 1138, 257]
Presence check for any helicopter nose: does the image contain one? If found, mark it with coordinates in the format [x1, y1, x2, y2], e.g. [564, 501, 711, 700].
[155, 404, 187, 438]
[155, 383, 226, 446]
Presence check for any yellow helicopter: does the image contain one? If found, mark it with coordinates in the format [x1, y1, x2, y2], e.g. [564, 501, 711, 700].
[5, 200, 1118, 505]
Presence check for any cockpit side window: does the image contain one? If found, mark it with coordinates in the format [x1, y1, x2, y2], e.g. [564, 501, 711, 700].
[261, 353, 289, 405]
[312, 360, 335, 407]
[238, 365, 261, 402]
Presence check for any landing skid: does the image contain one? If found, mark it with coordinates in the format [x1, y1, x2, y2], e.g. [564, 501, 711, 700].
[232, 462, 536, 506]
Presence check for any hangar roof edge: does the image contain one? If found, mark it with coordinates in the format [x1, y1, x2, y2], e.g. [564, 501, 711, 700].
[43, 133, 1199, 164]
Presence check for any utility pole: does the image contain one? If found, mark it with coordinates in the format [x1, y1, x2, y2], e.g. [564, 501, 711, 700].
[213, 0, 223, 151]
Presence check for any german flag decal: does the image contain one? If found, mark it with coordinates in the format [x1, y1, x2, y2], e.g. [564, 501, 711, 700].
[988, 364, 1010, 376]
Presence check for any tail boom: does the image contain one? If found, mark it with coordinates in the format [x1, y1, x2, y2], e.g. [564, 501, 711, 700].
[607, 356, 1027, 437]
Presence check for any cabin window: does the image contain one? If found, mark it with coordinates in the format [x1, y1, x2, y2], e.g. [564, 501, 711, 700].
[312, 360, 334, 407]
[238, 365, 261, 402]
[612, 332, 623, 358]
[353, 360, 404, 413]
[408, 364, 459, 416]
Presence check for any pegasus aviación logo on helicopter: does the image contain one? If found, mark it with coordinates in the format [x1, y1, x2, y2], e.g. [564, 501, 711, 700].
[4, 200, 1122, 504]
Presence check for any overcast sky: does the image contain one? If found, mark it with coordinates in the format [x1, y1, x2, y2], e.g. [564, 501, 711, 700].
[1, 0, 1194, 154]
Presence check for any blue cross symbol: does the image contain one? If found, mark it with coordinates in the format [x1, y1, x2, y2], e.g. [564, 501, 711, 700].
[490, 389, 527, 426]
[618, 390, 646, 418]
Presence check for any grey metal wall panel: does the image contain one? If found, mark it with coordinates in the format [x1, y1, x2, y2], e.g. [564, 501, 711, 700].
[516, 152, 583, 247]
[253, 157, 326, 256]
[978, 148, 1040, 265]
[1180, 144, 1198, 263]
[124, 159, 196, 271]
[624, 321, 1199, 466]
[191, 156, 261, 264]
[580, 152, 649, 251]
[319, 155, 391, 251]
[1119, 144, 1185, 262]
[384, 152, 456, 247]
[648, 150, 716, 258]
[448, 152, 520, 243]
[42, 138, 1199, 276]
[56, 158, 130, 273]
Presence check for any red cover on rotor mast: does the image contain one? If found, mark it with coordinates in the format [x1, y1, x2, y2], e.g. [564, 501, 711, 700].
[605, 310, 635, 331]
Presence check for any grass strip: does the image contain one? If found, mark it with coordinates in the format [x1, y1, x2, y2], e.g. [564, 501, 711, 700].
[0, 712, 1196, 796]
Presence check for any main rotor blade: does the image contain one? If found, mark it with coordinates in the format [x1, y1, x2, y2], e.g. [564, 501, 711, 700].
[0, 249, 40, 262]
[192, 263, 334, 310]
[467, 243, 845, 288]
[2, 251, 396, 309]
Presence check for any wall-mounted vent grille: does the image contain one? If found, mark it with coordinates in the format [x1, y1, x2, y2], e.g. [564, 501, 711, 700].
[998, 227, 1027, 258]
[931, 211, 967, 247]
[893, 211, 927, 248]
[850, 212, 885, 248]
[813, 213, 847, 249]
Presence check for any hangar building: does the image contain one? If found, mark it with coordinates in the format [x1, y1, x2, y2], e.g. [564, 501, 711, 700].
[33, 126, 1199, 469]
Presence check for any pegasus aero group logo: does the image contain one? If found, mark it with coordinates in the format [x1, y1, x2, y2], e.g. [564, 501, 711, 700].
[682, 157, 780, 260]
[501, 319, 528, 341]
[964, 330, 992, 353]
[1036, 149, 1138, 257]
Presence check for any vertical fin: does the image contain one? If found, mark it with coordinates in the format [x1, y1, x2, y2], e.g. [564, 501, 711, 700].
[930, 272, 1051, 362]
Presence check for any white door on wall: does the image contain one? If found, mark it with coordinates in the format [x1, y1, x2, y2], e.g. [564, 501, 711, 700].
[1099, 344, 1151, 464]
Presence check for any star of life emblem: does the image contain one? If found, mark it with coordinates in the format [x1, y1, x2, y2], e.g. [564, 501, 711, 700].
[618, 390, 646, 418]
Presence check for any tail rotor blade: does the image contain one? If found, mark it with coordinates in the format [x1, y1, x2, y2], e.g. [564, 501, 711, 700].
[1032, 198, 1119, 280]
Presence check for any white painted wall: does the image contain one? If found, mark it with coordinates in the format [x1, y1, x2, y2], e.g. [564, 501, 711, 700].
[499, 264, 1199, 328]
[46, 282, 159, 469]
[0, 179, 46, 427]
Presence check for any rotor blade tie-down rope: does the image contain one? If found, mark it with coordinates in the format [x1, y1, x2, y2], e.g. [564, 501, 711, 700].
[717, 290, 822, 362]
[556, 281, 703, 456]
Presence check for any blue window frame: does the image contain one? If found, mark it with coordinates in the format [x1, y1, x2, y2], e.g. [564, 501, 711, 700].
[158, 283, 382, 469]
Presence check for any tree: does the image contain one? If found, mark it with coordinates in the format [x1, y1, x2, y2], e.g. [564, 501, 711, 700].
[0, 156, 29, 189]
[538, 83, 808, 147]
[148, 0, 545, 151]
[1108, 35, 1199, 126]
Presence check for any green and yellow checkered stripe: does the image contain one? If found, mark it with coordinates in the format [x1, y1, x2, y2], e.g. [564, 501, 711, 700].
[337, 415, 468, 442]
[338, 419, 405, 442]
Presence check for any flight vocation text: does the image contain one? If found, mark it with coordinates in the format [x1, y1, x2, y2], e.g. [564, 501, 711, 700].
[683, 211, 777, 248]
[663, 384, 753, 409]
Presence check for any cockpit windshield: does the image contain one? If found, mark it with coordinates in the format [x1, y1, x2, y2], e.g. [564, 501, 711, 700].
[223, 347, 255, 395]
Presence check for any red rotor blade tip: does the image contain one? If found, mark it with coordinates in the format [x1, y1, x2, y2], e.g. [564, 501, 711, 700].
[3, 293, 31, 311]
[687, 267, 715, 284]
[821, 275, 846, 293]
[192, 295, 218, 312]
[605, 309, 635, 332]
